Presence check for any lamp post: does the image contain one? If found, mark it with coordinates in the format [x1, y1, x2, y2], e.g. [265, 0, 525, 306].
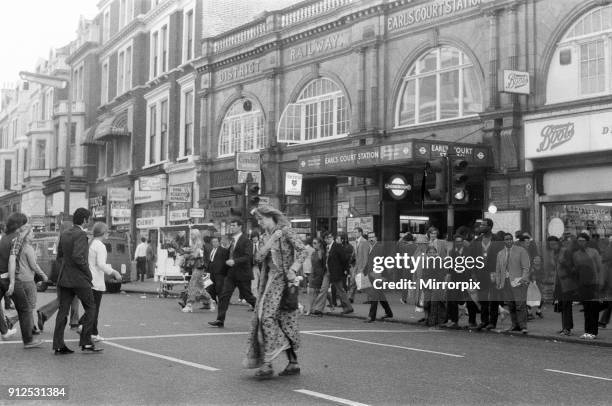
[19, 71, 72, 226]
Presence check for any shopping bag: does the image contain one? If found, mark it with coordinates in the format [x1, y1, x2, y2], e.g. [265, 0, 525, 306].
[202, 273, 213, 288]
[527, 281, 541, 307]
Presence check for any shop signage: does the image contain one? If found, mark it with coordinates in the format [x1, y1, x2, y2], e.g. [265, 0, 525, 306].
[285, 172, 302, 196]
[207, 196, 235, 219]
[237, 171, 261, 184]
[108, 187, 129, 202]
[210, 170, 236, 188]
[168, 210, 189, 222]
[215, 60, 261, 84]
[387, 0, 484, 32]
[413, 141, 490, 164]
[30, 215, 45, 227]
[168, 184, 192, 203]
[235, 152, 260, 172]
[90, 195, 106, 219]
[525, 109, 612, 159]
[385, 174, 411, 200]
[346, 216, 374, 234]
[110, 201, 131, 221]
[140, 176, 162, 191]
[288, 32, 348, 62]
[503, 70, 530, 95]
[134, 179, 164, 204]
[189, 208, 205, 218]
[136, 216, 166, 229]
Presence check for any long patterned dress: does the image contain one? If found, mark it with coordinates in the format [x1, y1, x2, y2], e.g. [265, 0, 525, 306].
[185, 248, 212, 305]
[243, 226, 306, 368]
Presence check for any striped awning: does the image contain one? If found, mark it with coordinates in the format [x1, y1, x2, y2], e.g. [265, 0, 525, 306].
[93, 111, 131, 141]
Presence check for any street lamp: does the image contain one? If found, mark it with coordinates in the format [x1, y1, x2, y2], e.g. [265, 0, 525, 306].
[19, 71, 72, 226]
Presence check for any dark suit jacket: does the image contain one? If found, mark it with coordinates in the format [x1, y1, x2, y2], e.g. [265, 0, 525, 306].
[228, 234, 253, 281]
[469, 238, 503, 289]
[56, 225, 92, 289]
[209, 246, 229, 277]
[327, 242, 347, 283]
[448, 246, 469, 282]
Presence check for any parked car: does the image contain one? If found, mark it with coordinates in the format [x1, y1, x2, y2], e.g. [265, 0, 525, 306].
[32, 231, 132, 293]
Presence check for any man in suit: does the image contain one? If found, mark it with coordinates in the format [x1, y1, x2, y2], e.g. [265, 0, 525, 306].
[351, 227, 369, 302]
[325, 232, 353, 314]
[364, 233, 393, 322]
[469, 220, 503, 330]
[206, 236, 229, 304]
[495, 232, 531, 334]
[445, 234, 478, 329]
[52, 208, 101, 354]
[209, 219, 255, 327]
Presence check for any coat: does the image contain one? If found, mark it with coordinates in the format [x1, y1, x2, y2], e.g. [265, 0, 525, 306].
[309, 249, 325, 289]
[494, 245, 530, 290]
[208, 246, 229, 277]
[354, 237, 369, 276]
[326, 242, 347, 283]
[227, 234, 253, 281]
[364, 242, 387, 302]
[572, 247, 603, 300]
[56, 225, 92, 289]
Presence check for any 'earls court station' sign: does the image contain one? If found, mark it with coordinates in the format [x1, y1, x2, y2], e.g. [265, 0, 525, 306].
[387, 0, 485, 31]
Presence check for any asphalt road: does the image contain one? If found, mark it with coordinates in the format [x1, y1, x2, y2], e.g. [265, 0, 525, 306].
[1, 291, 611, 406]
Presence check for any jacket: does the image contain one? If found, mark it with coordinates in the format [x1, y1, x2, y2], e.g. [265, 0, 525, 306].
[494, 245, 530, 290]
[309, 249, 325, 289]
[354, 237, 369, 276]
[326, 242, 347, 283]
[227, 234, 254, 281]
[56, 225, 93, 289]
[209, 246, 229, 276]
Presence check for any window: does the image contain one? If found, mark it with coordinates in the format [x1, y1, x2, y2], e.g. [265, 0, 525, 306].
[101, 60, 109, 104]
[103, 10, 110, 42]
[182, 90, 193, 156]
[4, 160, 11, 190]
[161, 25, 168, 73]
[117, 45, 132, 96]
[119, 0, 133, 27]
[11, 119, 17, 144]
[113, 137, 130, 173]
[23, 148, 28, 173]
[151, 32, 159, 78]
[117, 52, 124, 95]
[547, 5, 612, 103]
[160, 99, 168, 161]
[125, 47, 132, 92]
[277, 78, 349, 144]
[395, 46, 482, 127]
[218, 99, 265, 157]
[68, 123, 77, 166]
[31, 102, 40, 122]
[45, 89, 53, 120]
[184, 10, 194, 62]
[73, 65, 84, 101]
[97, 145, 106, 178]
[35, 139, 46, 169]
[149, 105, 157, 163]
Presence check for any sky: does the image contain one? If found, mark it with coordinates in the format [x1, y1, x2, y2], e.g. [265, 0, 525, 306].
[0, 0, 99, 87]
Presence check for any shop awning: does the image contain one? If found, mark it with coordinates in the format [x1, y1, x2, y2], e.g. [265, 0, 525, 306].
[94, 111, 130, 141]
[81, 124, 104, 146]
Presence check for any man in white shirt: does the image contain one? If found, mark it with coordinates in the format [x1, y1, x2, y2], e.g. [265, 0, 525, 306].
[134, 237, 148, 282]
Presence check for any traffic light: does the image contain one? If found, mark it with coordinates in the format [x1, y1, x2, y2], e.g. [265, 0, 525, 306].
[422, 158, 447, 204]
[230, 183, 246, 217]
[247, 182, 260, 208]
[451, 159, 469, 204]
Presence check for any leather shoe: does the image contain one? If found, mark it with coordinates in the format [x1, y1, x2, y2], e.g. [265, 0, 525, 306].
[278, 363, 300, 376]
[476, 322, 487, 331]
[37, 311, 46, 332]
[81, 345, 104, 353]
[341, 309, 354, 315]
[485, 324, 496, 330]
[363, 319, 375, 323]
[380, 314, 393, 320]
[54, 346, 74, 355]
[208, 320, 224, 328]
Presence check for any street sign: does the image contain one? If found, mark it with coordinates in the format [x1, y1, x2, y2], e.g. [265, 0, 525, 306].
[384, 174, 411, 200]
[189, 208, 204, 218]
[136, 216, 166, 229]
[235, 152, 260, 172]
[19, 71, 68, 89]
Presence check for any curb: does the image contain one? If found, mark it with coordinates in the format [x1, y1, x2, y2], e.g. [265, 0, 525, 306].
[321, 311, 612, 348]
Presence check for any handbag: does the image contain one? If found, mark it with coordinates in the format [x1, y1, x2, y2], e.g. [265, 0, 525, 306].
[355, 272, 371, 291]
[527, 281, 542, 307]
[202, 273, 213, 288]
[277, 232, 299, 312]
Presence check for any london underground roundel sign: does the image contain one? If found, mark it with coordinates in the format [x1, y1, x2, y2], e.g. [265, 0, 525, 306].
[384, 174, 411, 200]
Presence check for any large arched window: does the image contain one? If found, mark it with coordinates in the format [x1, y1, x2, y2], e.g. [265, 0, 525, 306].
[218, 98, 265, 157]
[395, 46, 482, 127]
[277, 78, 350, 143]
[547, 5, 612, 103]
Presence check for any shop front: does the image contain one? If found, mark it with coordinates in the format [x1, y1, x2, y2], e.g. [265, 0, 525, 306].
[133, 175, 166, 244]
[297, 139, 491, 241]
[525, 108, 612, 242]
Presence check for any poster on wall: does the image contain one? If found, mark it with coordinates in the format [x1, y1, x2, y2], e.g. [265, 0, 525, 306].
[346, 216, 373, 234]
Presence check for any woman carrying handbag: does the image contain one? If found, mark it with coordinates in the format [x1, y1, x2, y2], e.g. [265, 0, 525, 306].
[243, 206, 307, 379]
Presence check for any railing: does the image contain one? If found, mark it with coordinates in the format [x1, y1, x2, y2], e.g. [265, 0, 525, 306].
[281, 0, 354, 28]
[213, 20, 269, 53]
[54, 101, 86, 115]
[27, 120, 53, 132]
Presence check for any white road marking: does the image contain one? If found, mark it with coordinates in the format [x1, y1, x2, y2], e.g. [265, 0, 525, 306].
[544, 369, 612, 382]
[104, 341, 220, 371]
[305, 332, 464, 358]
[302, 329, 444, 334]
[294, 389, 370, 406]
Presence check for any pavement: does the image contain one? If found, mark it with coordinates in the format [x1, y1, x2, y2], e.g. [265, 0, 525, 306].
[1, 290, 611, 406]
[120, 279, 612, 347]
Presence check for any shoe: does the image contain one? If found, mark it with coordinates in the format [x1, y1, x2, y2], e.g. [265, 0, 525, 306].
[255, 364, 274, 379]
[69, 324, 80, 330]
[208, 320, 224, 328]
[341, 309, 354, 315]
[81, 345, 104, 353]
[182, 304, 193, 313]
[199, 304, 211, 310]
[178, 301, 186, 309]
[24, 339, 44, 349]
[311, 311, 323, 317]
[580, 333, 596, 340]
[381, 314, 393, 320]
[505, 326, 521, 332]
[54, 346, 74, 355]
[485, 324, 496, 330]
[92, 335, 104, 342]
[247, 306, 254, 312]
[363, 319, 375, 323]
[468, 323, 478, 329]
[476, 322, 487, 331]
[37, 311, 45, 331]
[536, 310, 543, 319]
[1, 327, 17, 340]
[598, 322, 607, 329]
[32, 329, 41, 335]
[417, 317, 426, 323]
[76, 325, 83, 334]
[443, 321, 459, 329]
[278, 363, 300, 376]
[559, 329, 572, 336]
[521, 328, 528, 334]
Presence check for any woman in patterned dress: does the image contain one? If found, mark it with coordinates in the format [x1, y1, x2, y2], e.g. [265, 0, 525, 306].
[244, 205, 307, 378]
[180, 229, 212, 313]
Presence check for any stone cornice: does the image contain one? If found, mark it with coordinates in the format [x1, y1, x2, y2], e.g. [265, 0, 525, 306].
[66, 42, 99, 65]
[99, 18, 146, 58]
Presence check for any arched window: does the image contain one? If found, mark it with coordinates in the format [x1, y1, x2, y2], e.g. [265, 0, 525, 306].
[218, 98, 265, 157]
[547, 5, 612, 103]
[396, 46, 482, 127]
[277, 78, 349, 143]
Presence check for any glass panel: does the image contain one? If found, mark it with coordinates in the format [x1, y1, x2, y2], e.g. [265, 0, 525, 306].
[244, 117, 254, 150]
[603, 7, 612, 30]
[417, 50, 437, 74]
[304, 102, 317, 140]
[440, 47, 460, 69]
[231, 118, 240, 152]
[336, 95, 348, 135]
[592, 9, 601, 32]
[575, 18, 584, 37]
[320, 98, 334, 138]
[418, 75, 436, 123]
[398, 80, 415, 126]
[463, 67, 482, 115]
[440, 70, 459, 119]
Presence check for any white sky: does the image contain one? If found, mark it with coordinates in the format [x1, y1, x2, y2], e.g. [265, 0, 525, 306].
[0, 0, 99, 86]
